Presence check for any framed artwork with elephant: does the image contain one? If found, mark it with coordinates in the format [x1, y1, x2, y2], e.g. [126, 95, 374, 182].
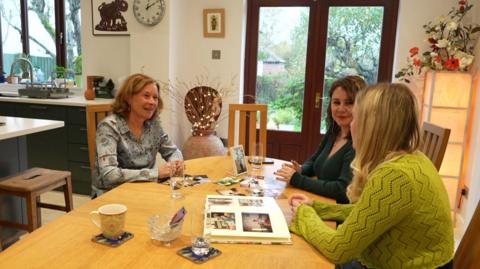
[91, 0, 130, 35]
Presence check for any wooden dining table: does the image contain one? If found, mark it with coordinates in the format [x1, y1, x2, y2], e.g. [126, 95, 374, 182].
[0, 156, 335, 268]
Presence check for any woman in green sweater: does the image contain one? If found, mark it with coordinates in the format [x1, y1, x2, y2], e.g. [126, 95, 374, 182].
[275, 76, 365, 204]
[286, 83, 454, 269]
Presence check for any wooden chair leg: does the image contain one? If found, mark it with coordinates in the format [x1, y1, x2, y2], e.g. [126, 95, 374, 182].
[36, 196, 42, 227]
[0, 226, 3, 251]
[63, 176, 73, 212]
[26, 193, 38, 232]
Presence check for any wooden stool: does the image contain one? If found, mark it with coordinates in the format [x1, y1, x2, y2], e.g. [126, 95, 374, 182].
[0, 168, 73, 233]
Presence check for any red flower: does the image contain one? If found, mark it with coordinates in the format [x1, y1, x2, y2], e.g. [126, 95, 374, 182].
[458, 1, 466, 5]
[409, 47, 419, 57]
[434, 55, 442, 63]
[460, 5, 465, 12]
[444, 58, 460, 70]
[413, 58, 423, 67]
[428, 38, 437, 44]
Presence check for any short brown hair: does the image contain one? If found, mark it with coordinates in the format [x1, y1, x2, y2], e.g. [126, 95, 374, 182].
[112, 73, 163, 118]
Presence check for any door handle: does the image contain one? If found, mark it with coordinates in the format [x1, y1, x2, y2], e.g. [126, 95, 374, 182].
[315, 92, 321, 109]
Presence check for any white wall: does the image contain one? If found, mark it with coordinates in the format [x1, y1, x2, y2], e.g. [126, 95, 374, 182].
[81, 0, 244, 145]
[459, 38, 480, 229]
[80, 1, 130, 89]
[168, 0, 245, 145]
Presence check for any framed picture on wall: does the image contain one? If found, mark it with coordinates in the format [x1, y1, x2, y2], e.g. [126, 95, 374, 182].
[203, 8, 225, 38]
[91, 0, 130, 36]
[229, 145, 248, 176]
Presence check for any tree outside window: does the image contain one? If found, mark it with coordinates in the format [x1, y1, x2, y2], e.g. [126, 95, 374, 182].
[0, 0, 81, 85]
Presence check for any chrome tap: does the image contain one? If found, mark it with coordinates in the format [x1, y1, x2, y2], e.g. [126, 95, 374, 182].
[9, 57, 34, 88]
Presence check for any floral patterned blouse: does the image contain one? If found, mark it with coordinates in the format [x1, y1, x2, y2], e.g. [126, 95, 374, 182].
[92, 113, 183, 196]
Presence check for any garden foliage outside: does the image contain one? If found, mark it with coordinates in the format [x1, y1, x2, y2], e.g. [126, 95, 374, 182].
[255, 7, 383, 132]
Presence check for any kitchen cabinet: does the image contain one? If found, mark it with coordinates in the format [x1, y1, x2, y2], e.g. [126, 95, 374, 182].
[0, 102, 91, 195]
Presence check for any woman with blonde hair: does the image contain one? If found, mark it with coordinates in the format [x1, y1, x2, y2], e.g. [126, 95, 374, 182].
[92, 73, 183, 197]
[285, 83, 453, 269]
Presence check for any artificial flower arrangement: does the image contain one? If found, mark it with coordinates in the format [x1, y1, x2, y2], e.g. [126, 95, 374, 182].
[396, 1, 480, 83]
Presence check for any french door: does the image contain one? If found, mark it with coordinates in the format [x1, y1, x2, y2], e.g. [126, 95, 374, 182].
[244, 0, 399, 161]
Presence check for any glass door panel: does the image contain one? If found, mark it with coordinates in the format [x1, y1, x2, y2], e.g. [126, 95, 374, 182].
[1, 0, 23, 75]
[28, 0, 56, 82]
[256, 7, 310, 132]
[65, 0, 82, 85]
[320, 6, 384, 133]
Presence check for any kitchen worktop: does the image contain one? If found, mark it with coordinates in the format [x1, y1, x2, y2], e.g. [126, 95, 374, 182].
[0, 116, 64, 140]
[0, 84, 113, 107]
[0, 95, 113, 107]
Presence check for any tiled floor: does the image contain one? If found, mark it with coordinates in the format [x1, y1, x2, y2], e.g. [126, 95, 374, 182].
[40, 191, 91, 224]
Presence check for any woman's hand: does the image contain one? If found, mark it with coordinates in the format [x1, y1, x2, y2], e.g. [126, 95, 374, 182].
[158, 163, 172, 179]
[274, 163, 297, 183]
[289, 193, 313, 207]
[172, 160, 185, 173]
[289, 160, 302, 173]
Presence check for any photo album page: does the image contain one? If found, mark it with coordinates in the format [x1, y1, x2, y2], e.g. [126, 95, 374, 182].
[204, 195, 292, 244]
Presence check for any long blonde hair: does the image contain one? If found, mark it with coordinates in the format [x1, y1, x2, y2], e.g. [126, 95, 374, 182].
[347, 83, 421, 203]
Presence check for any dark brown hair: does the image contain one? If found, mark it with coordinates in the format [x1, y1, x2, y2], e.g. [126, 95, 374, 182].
[326, 76, 366, 138]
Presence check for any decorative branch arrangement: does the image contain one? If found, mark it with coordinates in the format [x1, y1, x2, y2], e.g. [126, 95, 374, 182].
[161, 74, 237, 136]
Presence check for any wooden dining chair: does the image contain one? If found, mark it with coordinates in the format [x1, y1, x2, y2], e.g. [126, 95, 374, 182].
[454, 200, 480, 269]
[228, 104, 268, 156]
[420, 122, 451, 170]
[86, 103, 113, 174]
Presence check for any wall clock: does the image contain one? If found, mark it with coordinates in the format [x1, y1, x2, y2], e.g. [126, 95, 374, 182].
[133, 0, 166, 26]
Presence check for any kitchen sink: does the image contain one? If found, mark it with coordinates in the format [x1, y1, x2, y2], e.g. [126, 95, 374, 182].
[18, 86, 73, 99]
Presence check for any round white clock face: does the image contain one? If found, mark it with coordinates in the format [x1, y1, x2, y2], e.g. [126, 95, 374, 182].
[133, 0, 166, 26]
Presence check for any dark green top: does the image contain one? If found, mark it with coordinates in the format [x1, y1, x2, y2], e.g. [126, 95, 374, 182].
[290, 134, 354, 204]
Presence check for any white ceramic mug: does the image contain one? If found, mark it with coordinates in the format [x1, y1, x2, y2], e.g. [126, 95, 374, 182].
[90, 204, 127, 239]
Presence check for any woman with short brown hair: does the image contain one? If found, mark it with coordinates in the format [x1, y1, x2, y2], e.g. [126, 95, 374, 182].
[92, 73, 183, 197]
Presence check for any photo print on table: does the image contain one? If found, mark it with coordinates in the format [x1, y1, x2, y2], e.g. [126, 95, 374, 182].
[229, 145, 248, 176]
[242, 213, 273, 233]
[208, 212, 236, 230]
[207, 197, 234, 206]
[238, 198, 264, 207]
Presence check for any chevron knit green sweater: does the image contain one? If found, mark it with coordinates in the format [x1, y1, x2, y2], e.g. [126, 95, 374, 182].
[289, 152, 454, 269]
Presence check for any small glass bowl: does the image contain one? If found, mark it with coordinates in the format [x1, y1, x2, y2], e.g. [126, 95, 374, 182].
[148, 214, 184, 246]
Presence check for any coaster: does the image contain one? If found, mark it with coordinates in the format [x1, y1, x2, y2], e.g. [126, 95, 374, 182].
[91, 231, 134, 247]
[177, 246, 221, 264]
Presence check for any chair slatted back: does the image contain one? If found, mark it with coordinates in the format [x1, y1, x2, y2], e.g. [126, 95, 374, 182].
[228, 104, 267, 156]
[420, 122, 451, 170]
[86, 104, 113, 174]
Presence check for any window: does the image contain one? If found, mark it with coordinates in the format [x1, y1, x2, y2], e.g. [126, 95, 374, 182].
[0, 0, 81, 84]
